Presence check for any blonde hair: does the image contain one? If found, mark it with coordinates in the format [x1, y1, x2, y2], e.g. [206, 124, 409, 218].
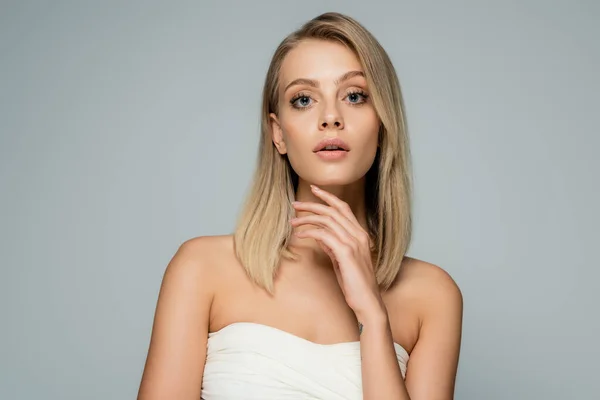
[233, 12, 413, 294]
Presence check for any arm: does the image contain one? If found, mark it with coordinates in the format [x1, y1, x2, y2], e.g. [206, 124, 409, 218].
[359, 301, 410, 399]
[137, 238, 214, 399]
[291, 186, 462, 399]
[403, 266, 463, 399]
[361, 265, 462, 399]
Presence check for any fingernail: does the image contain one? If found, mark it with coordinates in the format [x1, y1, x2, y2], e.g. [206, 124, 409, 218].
[311, 185, 319, 191]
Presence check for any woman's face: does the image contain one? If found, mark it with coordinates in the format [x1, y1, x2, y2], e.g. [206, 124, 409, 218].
[270, 39, 380, 187]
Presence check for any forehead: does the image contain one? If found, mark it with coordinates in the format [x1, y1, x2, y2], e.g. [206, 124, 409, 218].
[279, 40, 363, 85]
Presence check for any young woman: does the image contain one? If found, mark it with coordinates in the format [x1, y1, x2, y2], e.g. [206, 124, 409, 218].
[138, 12, 463, 400]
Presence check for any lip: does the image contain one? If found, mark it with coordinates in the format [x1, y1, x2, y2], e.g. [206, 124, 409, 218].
[315, 150, 348, 161]
[312, 137, 350, 152]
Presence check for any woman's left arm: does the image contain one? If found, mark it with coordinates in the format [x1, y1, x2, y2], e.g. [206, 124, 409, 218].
[291, 185, 462, 400]
[359, 266, 463, 399]
[401, 265, 463, 399]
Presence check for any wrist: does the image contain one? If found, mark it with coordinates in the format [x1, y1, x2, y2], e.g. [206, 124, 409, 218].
[356, 301, 389, 331]
[358, 312, 393, 352]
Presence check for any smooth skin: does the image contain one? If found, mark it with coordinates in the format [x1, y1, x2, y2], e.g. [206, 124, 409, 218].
[138, 39, 463, 399]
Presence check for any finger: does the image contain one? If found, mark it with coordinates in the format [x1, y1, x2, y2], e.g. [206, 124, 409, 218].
[310, 185, 360, 225]
[295, 228, 353, 263]
[293, 202, 357, 236]
[318, 241, 338, 267]
[293, 201, 368, 248]
[316, 240, 345, 290]
[290, 214, 354, 247]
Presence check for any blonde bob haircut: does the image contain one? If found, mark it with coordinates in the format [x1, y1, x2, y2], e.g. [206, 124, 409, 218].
[233, 12, 413, 294]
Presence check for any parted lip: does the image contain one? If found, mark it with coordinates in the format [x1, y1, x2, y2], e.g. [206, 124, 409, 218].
[312, 137, 350, 152]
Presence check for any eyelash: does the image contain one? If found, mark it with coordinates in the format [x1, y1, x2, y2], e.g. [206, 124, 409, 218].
[289, 90, 369, 110]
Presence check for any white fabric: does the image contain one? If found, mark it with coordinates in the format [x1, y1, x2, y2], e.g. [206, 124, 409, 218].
[202, 322, 409, 399]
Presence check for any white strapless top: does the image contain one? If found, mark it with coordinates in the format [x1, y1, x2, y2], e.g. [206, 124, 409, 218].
[201, 322, 409, 399]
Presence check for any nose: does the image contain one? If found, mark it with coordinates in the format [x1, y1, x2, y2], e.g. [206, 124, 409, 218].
[319, 106, 344, 130]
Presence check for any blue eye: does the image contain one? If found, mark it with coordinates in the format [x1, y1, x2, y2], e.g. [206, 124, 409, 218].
[290, 93, 313, 109]
[346, 91, 369, 105]
[289, 90, 369, 110]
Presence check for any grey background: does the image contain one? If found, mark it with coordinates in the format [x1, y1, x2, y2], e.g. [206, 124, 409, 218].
[1, 1, 598, 399]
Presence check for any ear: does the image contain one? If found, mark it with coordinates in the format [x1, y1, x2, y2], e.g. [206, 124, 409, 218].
[270, 112, 287, 155]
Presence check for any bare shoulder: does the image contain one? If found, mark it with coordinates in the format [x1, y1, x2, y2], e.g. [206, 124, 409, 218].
[388, 257, 462, 317]
[384, 257, 462, 348]
[174, 234, 234, 270]
[175, 234, 242, 281]
[157, 235, 231, 294]
[177, 233, 234, 258]
[393, 256, 463, 311]
[388, 257, 463, 396]
[137, 234, 234, 399]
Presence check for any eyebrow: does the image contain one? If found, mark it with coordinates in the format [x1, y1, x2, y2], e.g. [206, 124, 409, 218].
[283, 70, 365, 93]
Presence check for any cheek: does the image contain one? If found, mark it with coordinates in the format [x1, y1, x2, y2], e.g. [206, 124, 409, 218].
[357, 138, 379, 173]
[352, 115, 380, 169]
[354, 114, 380, 149]
[280, 120, 312, 164]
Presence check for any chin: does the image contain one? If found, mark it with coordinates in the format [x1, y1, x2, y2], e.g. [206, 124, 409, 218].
[308, 173, 365, 187]
[293, 160, 375, 188]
